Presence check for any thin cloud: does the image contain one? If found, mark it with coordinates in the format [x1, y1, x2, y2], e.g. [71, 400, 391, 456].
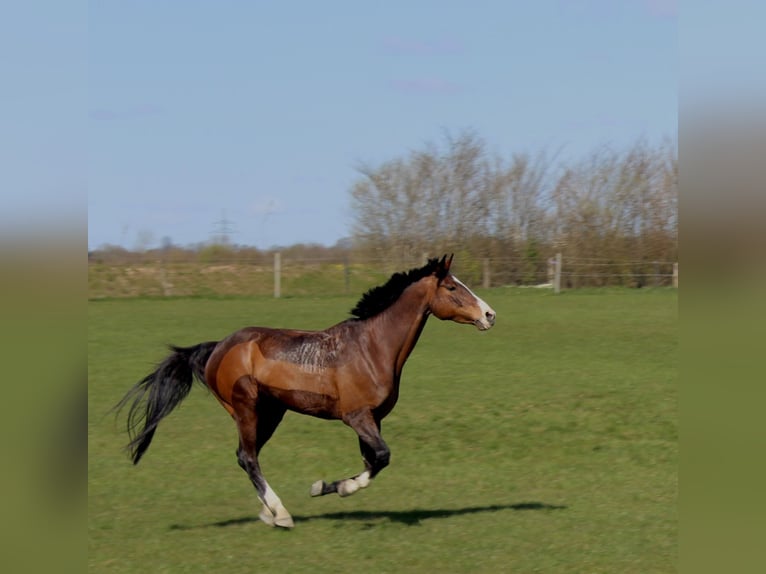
[644, 0, 677, 18]
[249, 197, 284, 217]
[562, 114, 622, 130]
[390, 77, 463, 94]
[89, 104, 166, 121]
[383, 35, 464, 56]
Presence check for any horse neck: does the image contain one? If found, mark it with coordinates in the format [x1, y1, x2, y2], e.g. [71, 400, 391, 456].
[372, 279, 433, 376]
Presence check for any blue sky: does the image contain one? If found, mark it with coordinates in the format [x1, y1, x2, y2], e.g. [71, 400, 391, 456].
[84, 0, 677, 250]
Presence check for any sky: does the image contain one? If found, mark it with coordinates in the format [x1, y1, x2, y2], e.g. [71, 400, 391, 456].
[78, 1, 677, 250]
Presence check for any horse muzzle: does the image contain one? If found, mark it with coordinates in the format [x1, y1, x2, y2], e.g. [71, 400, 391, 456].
[474, 309, 496, 331]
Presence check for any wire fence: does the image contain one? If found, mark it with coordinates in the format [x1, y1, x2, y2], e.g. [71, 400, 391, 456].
[89, 252, 678, 299]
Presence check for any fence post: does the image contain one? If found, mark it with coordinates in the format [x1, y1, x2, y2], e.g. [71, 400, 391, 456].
[554, 253, 562, 294]
[482, 258, 491, 289]
[673, 262, 678, 288]
[654, 260, 660, 287]
[274, 252, 281, 298]
[159, 263, 171, 297]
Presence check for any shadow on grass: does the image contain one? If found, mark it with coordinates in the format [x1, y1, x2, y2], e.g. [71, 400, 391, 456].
[169, 502, 567, 530]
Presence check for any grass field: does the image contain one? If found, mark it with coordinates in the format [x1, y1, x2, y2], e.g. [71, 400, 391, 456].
[88, 288, 677, 573]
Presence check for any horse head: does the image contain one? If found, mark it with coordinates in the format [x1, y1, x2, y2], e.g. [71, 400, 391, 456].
[428, 254, 496, 331]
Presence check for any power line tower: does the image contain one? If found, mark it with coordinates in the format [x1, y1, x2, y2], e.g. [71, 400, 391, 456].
[211, 210, 235, 245]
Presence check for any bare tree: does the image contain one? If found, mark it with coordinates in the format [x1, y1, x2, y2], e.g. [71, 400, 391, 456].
[351, 130, 501, 265]
[349, 131, 676, 286]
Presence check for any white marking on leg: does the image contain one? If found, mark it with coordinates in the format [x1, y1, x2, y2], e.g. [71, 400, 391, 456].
[261, 481, 294, 528]
[355, 470, 371, 488]
[262, 482, 281, 509]
[338, 479, 360, 497]
[337, 471, 372, 497]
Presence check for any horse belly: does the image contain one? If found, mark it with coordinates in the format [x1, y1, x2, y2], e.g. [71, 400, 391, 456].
[333, 369, 394, 416]
[264, 386, 340, 419]
[257, 364, 341, 419]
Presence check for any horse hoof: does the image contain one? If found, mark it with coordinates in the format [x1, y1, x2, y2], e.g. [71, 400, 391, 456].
[274, 514, 294, 529]
[259, 509, 276, 527]
[310, 480, 325, 497]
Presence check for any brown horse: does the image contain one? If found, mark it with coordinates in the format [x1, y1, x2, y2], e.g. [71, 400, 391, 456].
[116, 255, 495, 528]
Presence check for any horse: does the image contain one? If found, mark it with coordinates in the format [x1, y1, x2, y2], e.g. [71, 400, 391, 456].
[115, 254, 496, 528]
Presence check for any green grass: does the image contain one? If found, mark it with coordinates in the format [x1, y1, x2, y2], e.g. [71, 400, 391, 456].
[89, 288, 677, 573]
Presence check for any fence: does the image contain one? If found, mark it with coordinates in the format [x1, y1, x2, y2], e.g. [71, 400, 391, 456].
[88, 252, 678, 299]
[550, 255, 679, 292]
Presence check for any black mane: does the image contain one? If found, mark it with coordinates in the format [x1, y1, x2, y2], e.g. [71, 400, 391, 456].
[350, 257, 447, 320]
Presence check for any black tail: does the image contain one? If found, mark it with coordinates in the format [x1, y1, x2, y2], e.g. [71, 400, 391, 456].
[114, 341, 218, 464]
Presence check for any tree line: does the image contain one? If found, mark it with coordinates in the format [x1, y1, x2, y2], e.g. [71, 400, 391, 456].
[349, 130, 677, 286]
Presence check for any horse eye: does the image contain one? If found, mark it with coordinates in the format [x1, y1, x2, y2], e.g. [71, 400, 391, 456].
[445, 284, 456, 291]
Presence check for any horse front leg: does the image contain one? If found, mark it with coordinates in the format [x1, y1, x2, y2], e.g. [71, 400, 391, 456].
[311, 409, 389, 498]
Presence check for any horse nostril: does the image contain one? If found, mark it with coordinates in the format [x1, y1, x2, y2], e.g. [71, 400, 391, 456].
[486, 311, 496, 322]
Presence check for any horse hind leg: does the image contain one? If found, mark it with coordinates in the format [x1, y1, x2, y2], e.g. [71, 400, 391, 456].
[232, 377, 293, 528]
[235, 444, 286, 527]
[311, 409, 388, 498]
[253, 398, 287, 526]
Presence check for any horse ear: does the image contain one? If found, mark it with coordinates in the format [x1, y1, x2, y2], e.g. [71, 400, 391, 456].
[431, 255, 443, 279]
[435, 253, 452, 280]
[445, 253, 454, 271]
